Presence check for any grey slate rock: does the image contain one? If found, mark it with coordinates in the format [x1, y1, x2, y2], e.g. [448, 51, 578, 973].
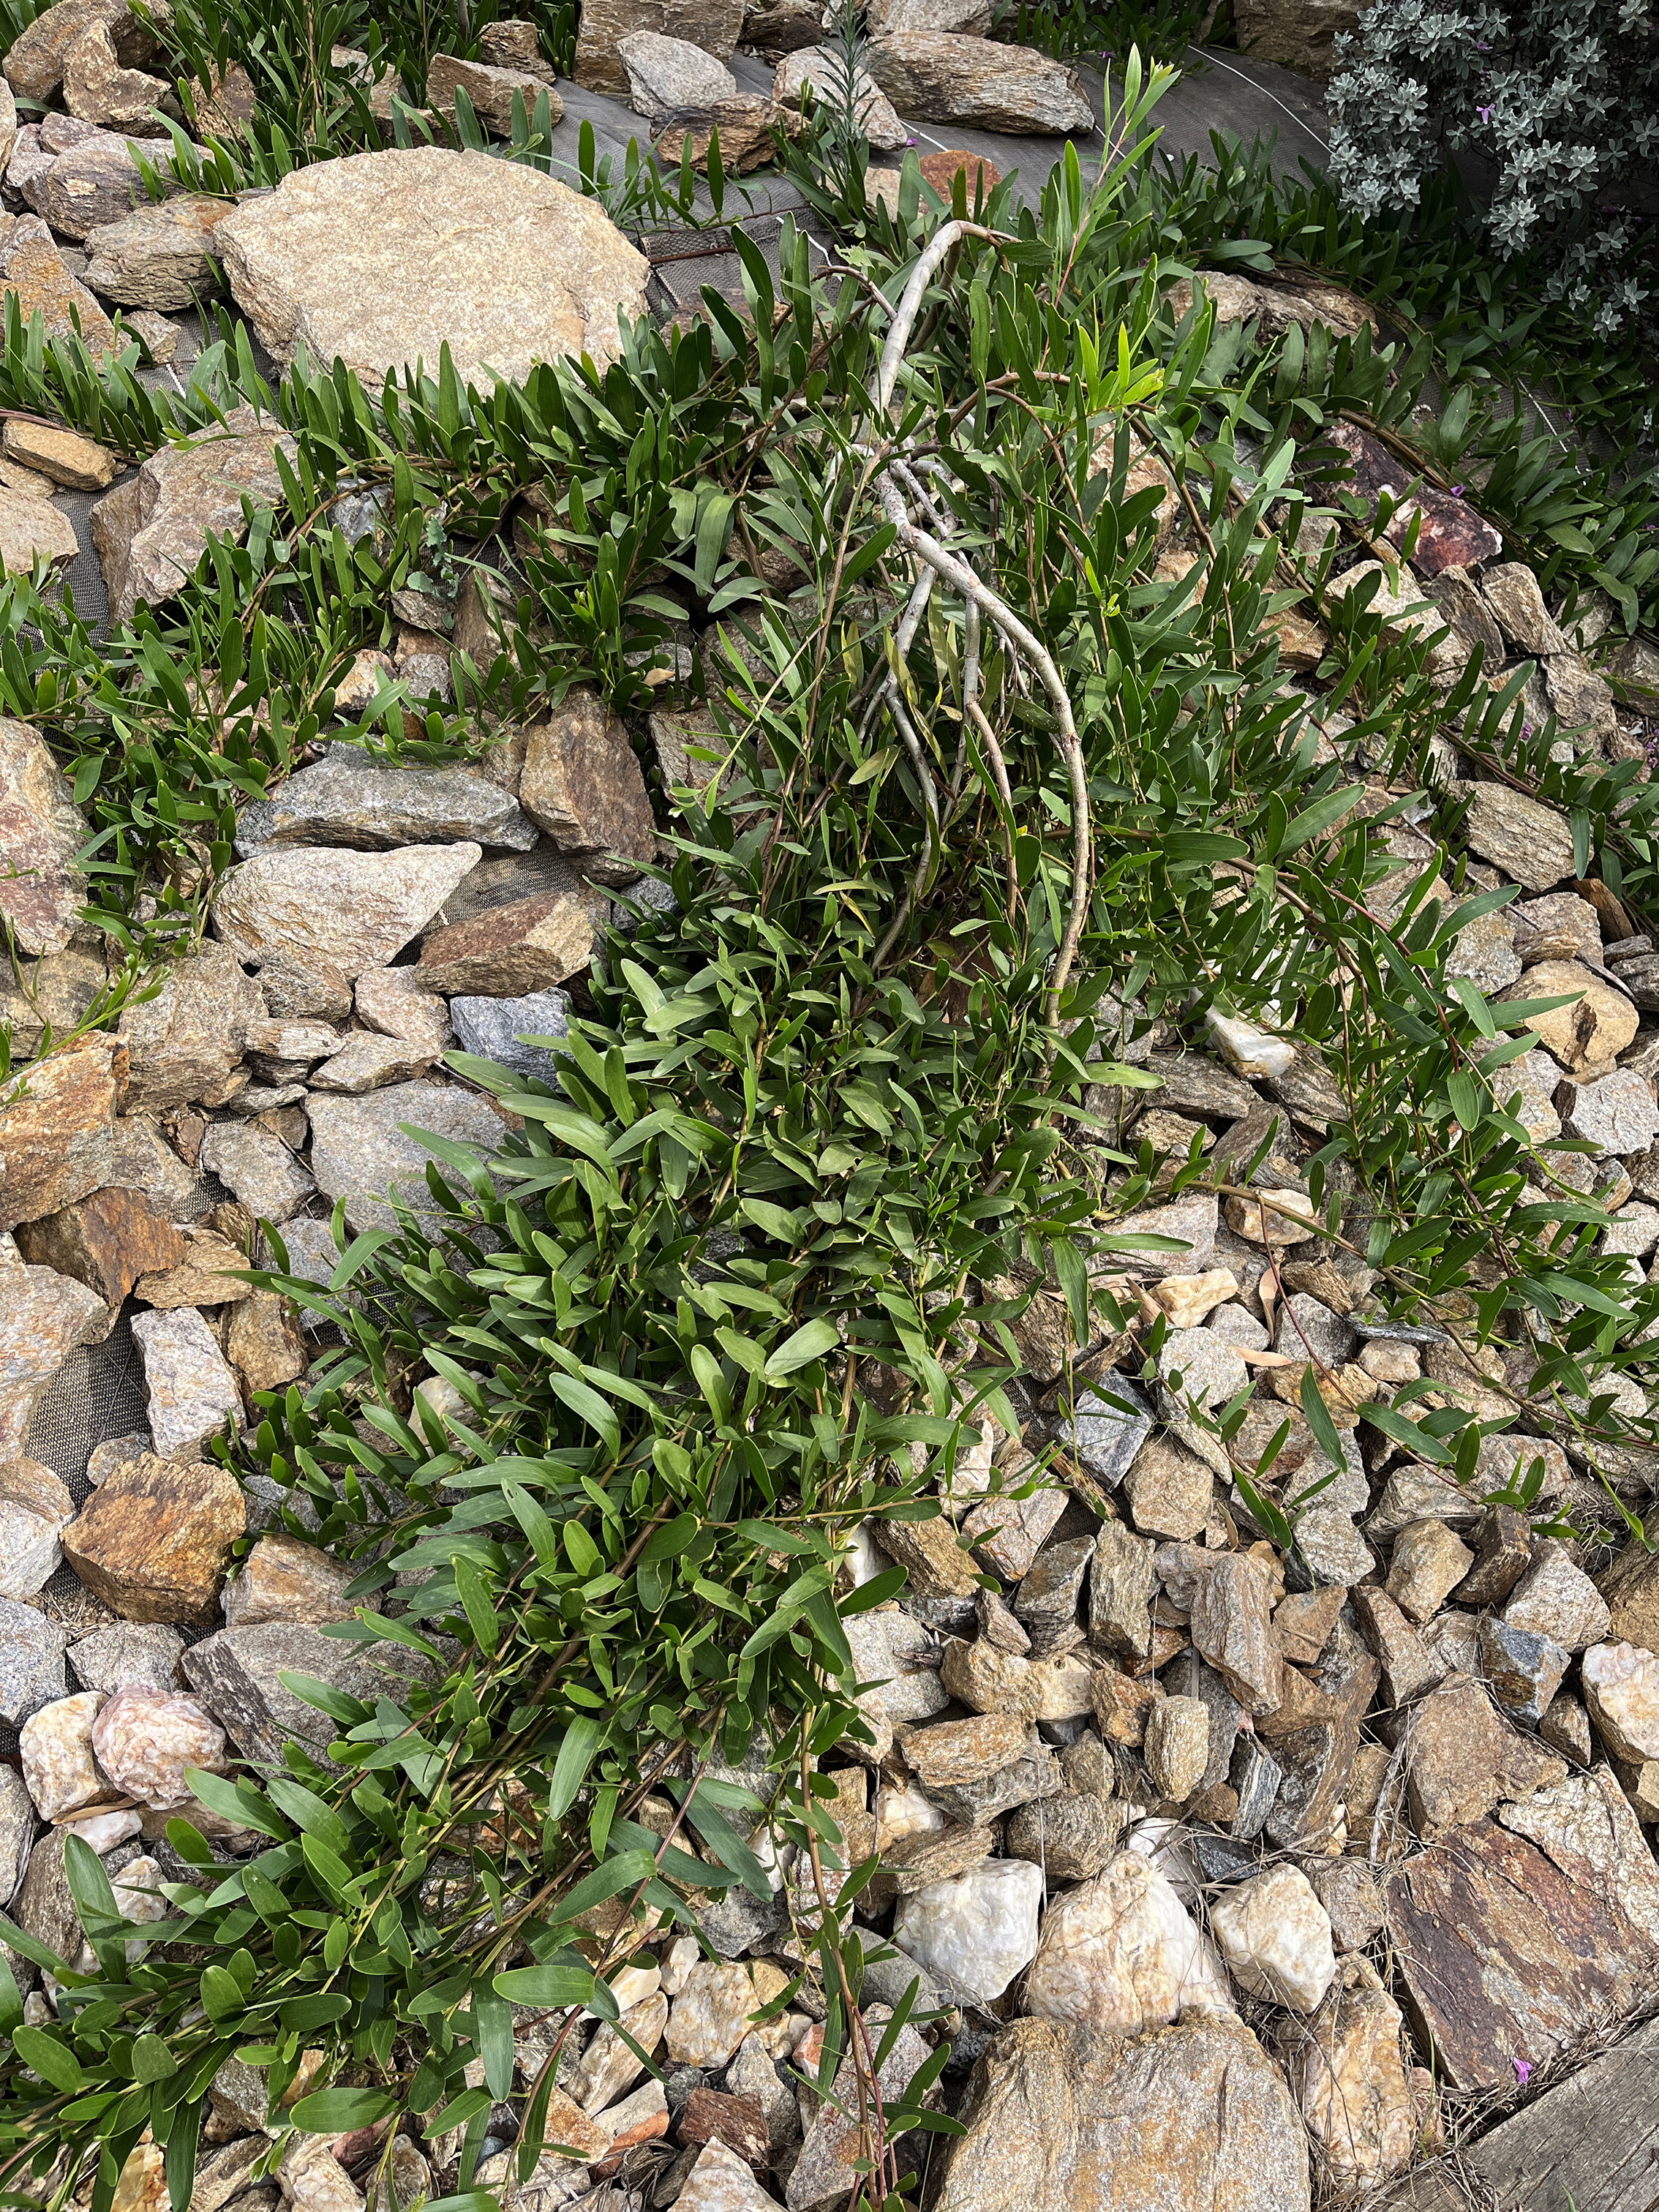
[449, 987, 570, 1084]
[1058, 1379, 1152, 1486]
[0, 1767, 37, 1911]
[928, 1748, 1063, 1827]
[183, 1620, 437, 1768]
[0, 1598, 69, 1726]
[1229, 1734, 1283, 1840]
[235, 750, 537, 855]
[695, 1884, 788, 1958]
[69, 1622, 185, 1693]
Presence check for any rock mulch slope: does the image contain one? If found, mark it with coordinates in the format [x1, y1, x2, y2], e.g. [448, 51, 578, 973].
[7, 5, 1659, 2210]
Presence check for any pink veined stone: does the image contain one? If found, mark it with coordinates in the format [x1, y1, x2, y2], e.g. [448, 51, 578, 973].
[91, 1684, 228, 1808]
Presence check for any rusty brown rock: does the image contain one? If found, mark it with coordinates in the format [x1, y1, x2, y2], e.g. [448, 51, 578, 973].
[1383, 1813, 1659, 2091]
[224, 1290, 306, 1394]
[872, 1512, 979, 1599]
[0, 1034, 126, 1233]
[1403, 1679, 1567, 1841]
[61, 1451, 245, 1624]
[519, 688, 656, 886]
[15, 1185, 187, 1333]
[898, 1712, 1027, 1789]
[223, 1532, 354, 1628]
[415, 891, 593, 997]
[653, 95, 794, 174]
[131, 1226, 252, 1309]
[679, 2088, 768, 2172]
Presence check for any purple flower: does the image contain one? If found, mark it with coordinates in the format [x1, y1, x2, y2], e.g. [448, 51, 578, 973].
[1477, 105, 1493, 122]
[1450, 484, 1464, 497]
[1474, 39, 1491, 49]
[1513, 2058, 1532, 2085]
[1521, 722, 1535, 739]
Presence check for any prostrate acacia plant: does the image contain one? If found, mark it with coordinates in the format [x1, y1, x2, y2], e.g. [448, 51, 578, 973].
[1329, 0, 1659, 336]
[4, 56, 1659, 2212]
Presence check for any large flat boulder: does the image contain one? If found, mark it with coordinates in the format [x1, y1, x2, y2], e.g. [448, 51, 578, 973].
[214, 148, 650, 387]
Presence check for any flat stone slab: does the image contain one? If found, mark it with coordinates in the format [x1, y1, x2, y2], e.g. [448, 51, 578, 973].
[1379, 2013, 1659, 2210]
[217, 146, 651, 385]
[1382, 1816, 1659, 2092]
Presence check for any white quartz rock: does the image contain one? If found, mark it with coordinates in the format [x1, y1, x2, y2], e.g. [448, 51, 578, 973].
[666, 1964, 772, 2068]
[1581, 1640, 1659, 1762]
[1206, 1009, 1296, 1080]
[876, 1781, 945, 1848]
[91, 1685, 227, 1810]
[20, 1691, 109, 1820]
[659, 1933, 701, 1995]
[892, 1856, 1044, 2002]
[1023, 1852, 1233, 2032]
[1209, 1865, 1336, 2012]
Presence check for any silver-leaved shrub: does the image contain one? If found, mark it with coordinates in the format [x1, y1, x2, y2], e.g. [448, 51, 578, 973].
[1328, 0, 1659, 335]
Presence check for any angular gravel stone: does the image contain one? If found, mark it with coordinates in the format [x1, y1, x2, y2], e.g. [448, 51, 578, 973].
[1386, 1517, 1475, 1623]
[15, 1186, 188, 1333]
[1483, 562, 1568, 655]
[234, 751, 535, 856]
[617, 29, 738, 115]
[63, 1450, 244, 1622]
[211, 840, 482, 980]
[930, 2014, 1309, 2212]
[198, 1120, 315, 1222]
[1088, 1519, 1155, 1661]
[183, 1619, 435, 1767]
[426, 52, 563, 132]
[414, 890, 593, 996]
[0, 718, 90, 955]
[355, 964, 454, 1055]
[90, 404, 294, 623]
[0, 1457, 72, 1595]
[1210, 1864, 1336, 2012]
[1503, 1541, 1611, 1653]
[1461, 784, 1576, 893]
[0, 1037, 125, 1233]
[1144, 1696, 1208, 1801]
[0, 1597, 68, 1725]
[1560, 1068, 1659, 1154]
[772, 47, 906, 148]
[1023, 1854, 1231, 2033]
[450, 987, 569, 1083]
[306, 1077, 508, 1232]
[68, 1622, 184, 1694]
[1581, 1641, 1659, 1762]
[0, 1243, 108, 1455]
[222, 1532, 356, 1628]
[1059, 1378, 1153, 1486]
[80, 195, 234, 307]
[867, 31, 1093, 129]
[1004, 1790, 1124, 1881]
[1480, 1616, 1569, 1724]
[892, 1856, 1043, 2001]
[129, 1307, 244, 1462]
[20, 1690, 107, 1819]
